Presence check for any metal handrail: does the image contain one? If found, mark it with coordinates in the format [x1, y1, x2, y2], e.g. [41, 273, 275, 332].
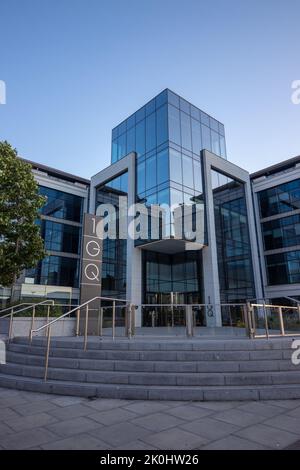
[0, 303, 31, 315]
[141, 303, 246, 307]
[250, 302, 300, 338]
[0, 299, 55, 342]
[29, 296, 133, 381]
[0, 299, 54, 320]
[30, 296, 130, 335]
[251, 303, 298, 310]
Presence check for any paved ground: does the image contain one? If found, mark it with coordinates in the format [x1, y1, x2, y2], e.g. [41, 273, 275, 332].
[0, 387, 300, 450]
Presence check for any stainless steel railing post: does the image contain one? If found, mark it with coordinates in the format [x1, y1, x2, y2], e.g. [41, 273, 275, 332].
[84, 305, 89, 351]
[44, 325, 51, 381]
[30, 306, 36, 341]
[75, 308, 80, 336]
[278, 306, 285, 336]
[112, 301, 116, 340]
[8, 308, 14, 342]
[45, 304, 50, 336]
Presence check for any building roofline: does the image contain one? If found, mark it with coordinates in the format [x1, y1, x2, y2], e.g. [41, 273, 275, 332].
[20, 157, 90, 185]
[251, 155, 300, 179]
[111, 88, 225, 134]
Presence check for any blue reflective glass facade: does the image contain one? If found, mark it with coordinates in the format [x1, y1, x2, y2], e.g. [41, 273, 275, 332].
[258, 178, 300, 286]
[28, 186, 84, 288]
[212, 170, 255, 302]
[39, 186, 83, 223]
[266, 250, 300, 285]
[96, 172, 128, 298]
[111, 90, 225, 244]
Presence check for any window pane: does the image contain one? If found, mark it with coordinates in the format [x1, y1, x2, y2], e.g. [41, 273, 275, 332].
[220, 135, 226, 158]
[112, 139, 118, 163]
[136, 119, 145, 157]
[126, 126, 135, 154]
[193, 160, 202, 193]
[157, 148, 169, 185]
[180, 112, 192, 151]
[200, 111, 210, 126]
[155, 89, 167, 108]
[146, 113, 156, 152]
[180, 97, 190, 114]
[146, 99, 155, 116]
[126, 114, 135, 130]
[210, 117, 219, 132]
[118, 132, 126, 159]
[157, 188, 169, 205]
[156, 104, 168, 146]
[191, 105, 200, 121]
[167, 90, 180, 107]
[170, 188, 183, 206]
[136, 106, 145, 123]
[146, 155, 157, 190]
[182, 155, 194, 189]
[191, 118, 202, 155]
[169, 148, 182, 184]
[137, 160, 146, 195]
[168, 104, 181, 146]
[201, 124, 211, 151]
[211, 130, 221, 156]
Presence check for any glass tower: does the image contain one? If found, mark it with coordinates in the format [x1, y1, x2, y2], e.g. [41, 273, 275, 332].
[110, 89, 227, 306]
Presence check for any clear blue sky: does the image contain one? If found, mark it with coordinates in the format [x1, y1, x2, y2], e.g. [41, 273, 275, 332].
[0, 0, 299, 178]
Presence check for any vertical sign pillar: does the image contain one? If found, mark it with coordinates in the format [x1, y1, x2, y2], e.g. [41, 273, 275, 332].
[79, 214, 103, 335]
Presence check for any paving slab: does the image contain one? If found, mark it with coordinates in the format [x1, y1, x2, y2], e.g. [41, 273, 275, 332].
[236, 401, 287, 418]
[46, 416, 100, 438]
[48, 403, 96, 420]
[0, 407, 23, 421]
[0, 427, 58, 449]
[84, 398, 133, 412]
[123, 401, 171, 415]
[131, 412, 185, 432]
[114, 440, 157, 450]
[11, 399, 58, 416]
[50, 396, 86, 407]
[165, 404, 213, 421]
[263, 414, 300, 435]
[90, 422, 152, 447]
[89, 408, 138, 426]
[237, 423, 299, 449]
[213, 408, 266, 427]
[41, 433, 108, 450]
[180, 417, 240, 440]
[201, 435, 271, 450]
[4, 412, 58, 432]
[141, 428, 208, 450]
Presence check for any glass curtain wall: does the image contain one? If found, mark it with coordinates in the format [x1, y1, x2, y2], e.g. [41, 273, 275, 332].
[96, 172, 128, 297]
[142, 250, 203, 326]
[28, 186, 84, 288]
[212, 170, 255, 302]
[258, 178, 300, 286]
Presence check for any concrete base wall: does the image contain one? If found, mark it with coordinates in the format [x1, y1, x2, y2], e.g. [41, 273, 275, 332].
[0, 317, 76, 338]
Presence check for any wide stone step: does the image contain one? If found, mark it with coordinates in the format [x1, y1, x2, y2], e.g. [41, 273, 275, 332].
[5, 350, 297, 373]
[12, 336, 295, 351]
[1, 371, 300, 401]
[2, 336, 299, 402]
[6, 342, 294, 362]
[2, 361, 300, 387]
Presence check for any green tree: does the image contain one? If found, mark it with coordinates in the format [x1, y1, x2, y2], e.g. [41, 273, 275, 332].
[0, 141, 46, 289]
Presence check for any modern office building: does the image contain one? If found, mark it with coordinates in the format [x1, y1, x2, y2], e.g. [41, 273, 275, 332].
[251, 156, 300, 304]
[1, 89, 299, 323]
[0, 160, 90, 306]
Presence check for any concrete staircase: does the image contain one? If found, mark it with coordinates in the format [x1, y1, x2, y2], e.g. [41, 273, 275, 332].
[0, 336, 300, 401]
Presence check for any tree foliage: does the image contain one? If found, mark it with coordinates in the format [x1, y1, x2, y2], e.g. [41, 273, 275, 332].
[0, 141, 46, 287]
